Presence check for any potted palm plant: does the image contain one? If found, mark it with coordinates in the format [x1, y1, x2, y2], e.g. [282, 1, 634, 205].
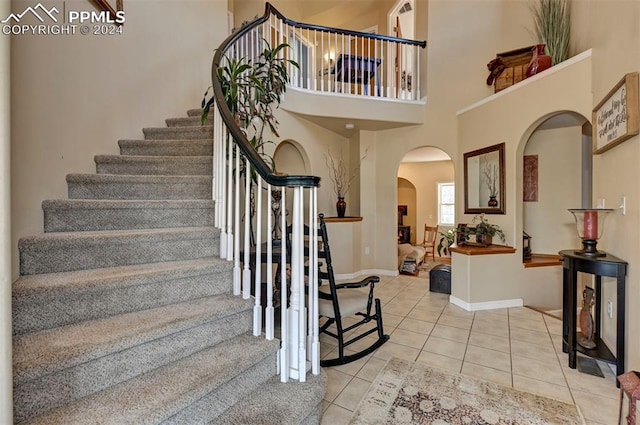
[201, 39, 299, 169]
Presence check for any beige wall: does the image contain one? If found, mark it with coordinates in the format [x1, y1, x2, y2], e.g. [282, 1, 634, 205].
[10, 0, 229, 280]
[570, 0, 640, 370]
[523, 126, 583, 254]
[1, 0, 12, 420]
[359, 0, 534, 274]
[456, 53, 592, 310]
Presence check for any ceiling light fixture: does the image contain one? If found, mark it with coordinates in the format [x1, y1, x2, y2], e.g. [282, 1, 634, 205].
[345, 123, 355, 130]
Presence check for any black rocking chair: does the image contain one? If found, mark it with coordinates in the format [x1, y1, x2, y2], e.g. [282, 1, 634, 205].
[314, 214, 389, 367]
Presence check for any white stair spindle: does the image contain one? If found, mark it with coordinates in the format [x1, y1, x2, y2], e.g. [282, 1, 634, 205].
[242, 158, 251, 299]
[226, 133, 233, 261]
[279, 186, 289, 382]
[254, 179, 263, 336]
[233, 144, 241, 295]
[266, 184, 274, 340]
[310, 188, 320, 374]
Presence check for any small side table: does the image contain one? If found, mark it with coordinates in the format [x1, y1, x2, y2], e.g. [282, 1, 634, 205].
[560, 250, 628, 385]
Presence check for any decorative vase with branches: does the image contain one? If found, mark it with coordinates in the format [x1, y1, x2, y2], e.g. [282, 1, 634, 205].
[530, 0, 571, 66]
[483, 162, 499, 207]
[324, 148, 366, 218]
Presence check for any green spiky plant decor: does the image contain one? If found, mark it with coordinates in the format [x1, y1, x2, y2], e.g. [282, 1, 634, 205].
[531, 0, 571, 66]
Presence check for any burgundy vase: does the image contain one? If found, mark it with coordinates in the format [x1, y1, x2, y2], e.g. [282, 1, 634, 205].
[336, 197, 346, 218]
[525, 44, 552, 78]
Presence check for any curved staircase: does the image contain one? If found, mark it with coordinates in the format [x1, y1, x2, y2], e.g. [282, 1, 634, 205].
[12, 110, 326, 424]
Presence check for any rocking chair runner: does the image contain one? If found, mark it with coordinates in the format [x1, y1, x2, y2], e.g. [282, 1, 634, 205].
[312, 214, 389, 367]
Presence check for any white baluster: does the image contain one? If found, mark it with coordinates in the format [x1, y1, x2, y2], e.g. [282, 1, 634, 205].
[242, 158, 251, 299]
[226, 134, 233, 261]
[266, 184, 274, 340]
[297, 188, 307, 382]
[279, 186, 289, 382]
[254, 179, 263, 336]
[220, 125, 228, 259]
[233, 144, 241, 295]
[310, 188, 320, 375]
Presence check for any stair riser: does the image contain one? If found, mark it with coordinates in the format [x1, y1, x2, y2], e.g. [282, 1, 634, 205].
[14, 309, 253, 423]
[165, 353, 277, 424]
[44, 205, 214, 232]
[20, 234, 219, 275]
[165, 117, 208, 127]
[13, 267, 232, 335]
[67, 179, 212, 200]
[119, 140, 212, 157]
[95, 158, 212, 176]
[143, 127, 212, 140]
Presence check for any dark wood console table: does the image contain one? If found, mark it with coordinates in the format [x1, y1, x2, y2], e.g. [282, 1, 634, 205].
[560, 250, 627, 383]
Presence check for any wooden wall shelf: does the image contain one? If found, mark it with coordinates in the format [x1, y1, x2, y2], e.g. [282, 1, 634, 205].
[323, 216, 363, 223]
[450, 244, 516, 256]
[523, 253, 562, 268]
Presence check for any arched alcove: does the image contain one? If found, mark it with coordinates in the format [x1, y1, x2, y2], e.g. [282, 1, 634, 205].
[273, 139, 309, 175]
[519, 111, 590, 257]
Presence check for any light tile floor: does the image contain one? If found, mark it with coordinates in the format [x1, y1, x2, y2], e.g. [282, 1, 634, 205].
[319, 273, 620, 425]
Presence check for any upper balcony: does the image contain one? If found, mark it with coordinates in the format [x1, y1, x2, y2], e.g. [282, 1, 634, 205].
[229, 3, 427, 136]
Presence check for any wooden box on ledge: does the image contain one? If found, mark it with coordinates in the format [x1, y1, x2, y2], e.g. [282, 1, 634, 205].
[492, 45, 534, 92]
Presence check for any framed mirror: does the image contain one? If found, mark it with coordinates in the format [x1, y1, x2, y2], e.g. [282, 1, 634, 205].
[464, 142, 505, 214]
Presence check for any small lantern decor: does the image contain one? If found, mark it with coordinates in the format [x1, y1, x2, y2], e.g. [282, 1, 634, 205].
[568, 209, 613, 257]
[523, 231, 532, 260]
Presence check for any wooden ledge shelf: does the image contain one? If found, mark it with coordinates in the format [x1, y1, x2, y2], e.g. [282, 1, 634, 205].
[323, 216, 363, 223]
[450, 244, 516, 256]
[523, 253, 562, 268]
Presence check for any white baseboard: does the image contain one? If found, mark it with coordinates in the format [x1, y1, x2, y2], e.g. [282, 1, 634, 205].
[334, 269, 398, 281]
[449, 295, 523, 312]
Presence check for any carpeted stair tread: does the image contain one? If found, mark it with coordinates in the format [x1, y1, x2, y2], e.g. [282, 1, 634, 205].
[66, 173, 211, 200]
[14, 295, 255, 423]
[165, 117, 208, 127]
[142, 125, 212, 140]
[19, 227, 219, 275]
[118, 139, 213, 156]
[13, 257, 231, 334]
[187, 108, 203, 117]
[13, 294, 253, 385]
[212, 370, 327, 425]
[21, 333, 279, 425]
[95, 155, 213, 176]
[43, 199, 214, 232]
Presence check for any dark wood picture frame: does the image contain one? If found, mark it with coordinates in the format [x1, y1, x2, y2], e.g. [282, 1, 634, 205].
[593, 72, 639, 154]
[463, 142, 506, 215]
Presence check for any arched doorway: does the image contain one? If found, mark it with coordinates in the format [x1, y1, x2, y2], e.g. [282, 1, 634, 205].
[397, 146, 453, 248]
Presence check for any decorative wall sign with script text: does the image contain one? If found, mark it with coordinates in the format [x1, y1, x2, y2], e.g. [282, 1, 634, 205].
[592, 72, 639, 154]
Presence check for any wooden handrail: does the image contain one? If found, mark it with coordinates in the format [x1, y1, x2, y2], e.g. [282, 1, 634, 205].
[212, 2, 427, 189]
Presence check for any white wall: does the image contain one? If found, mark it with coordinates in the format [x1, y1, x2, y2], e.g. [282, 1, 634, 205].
[523, 126, 583, 254]
[10, 0, 229, 279]
[1, 0, 12, 420]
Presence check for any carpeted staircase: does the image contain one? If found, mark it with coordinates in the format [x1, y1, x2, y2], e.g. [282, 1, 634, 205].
[12, 109, 326, 424]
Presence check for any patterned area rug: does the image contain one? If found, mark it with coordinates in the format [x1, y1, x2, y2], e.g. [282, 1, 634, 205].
[349, 357, 585, 425]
